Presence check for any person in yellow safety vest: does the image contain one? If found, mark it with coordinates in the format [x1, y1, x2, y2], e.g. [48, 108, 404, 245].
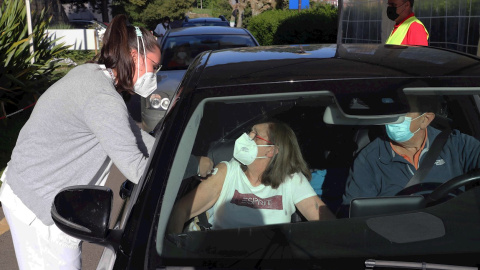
[385, 0, 429, 46]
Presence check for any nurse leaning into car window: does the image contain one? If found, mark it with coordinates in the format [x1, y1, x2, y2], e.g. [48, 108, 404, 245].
[168, 120, 335, 234]
[341, 96, 480, 215]
[0, 14, 160, 269]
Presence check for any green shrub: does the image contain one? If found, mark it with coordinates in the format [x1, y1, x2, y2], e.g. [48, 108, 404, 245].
[191, 8, 213, 16]
[58, 50, 96, 64]
[209, 0, 231, 18]
[0, 0, 70, 118]
[51, 50, 97, 82]
[242, 5, 253, 29]
[248, 3, 338, 45]
[248, 9, 292, 45]
[49, 22, 74, 29]
[0, 110, 30, 174]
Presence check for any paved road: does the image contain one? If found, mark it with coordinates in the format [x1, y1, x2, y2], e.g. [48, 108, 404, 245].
[0, 164, 127, 270]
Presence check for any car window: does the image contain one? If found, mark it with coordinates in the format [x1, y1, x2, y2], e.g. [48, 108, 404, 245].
[182, 21, 230, 27]
[161, 35, 257, 70]
[149, 88, 480, 267]
[154, 91, 333, 250]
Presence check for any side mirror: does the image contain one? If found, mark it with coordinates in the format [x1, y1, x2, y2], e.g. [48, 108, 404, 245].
[51, 186, 113, 244]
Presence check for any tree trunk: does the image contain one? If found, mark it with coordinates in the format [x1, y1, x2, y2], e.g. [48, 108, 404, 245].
[236, 0, 248, 28]
[250, 0, 277, 16]
[101, 0, 109, 23]
[29, 0, 69, 25]
[234, 0, 278, 27]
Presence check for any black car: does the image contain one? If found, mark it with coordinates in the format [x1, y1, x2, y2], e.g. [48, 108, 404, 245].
[52, 44, 480, 269]
[182, 15, 230, 27]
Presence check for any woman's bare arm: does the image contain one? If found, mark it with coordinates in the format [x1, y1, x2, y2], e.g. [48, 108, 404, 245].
[167, 163, 227, 233]
[296, 195, 336, 221]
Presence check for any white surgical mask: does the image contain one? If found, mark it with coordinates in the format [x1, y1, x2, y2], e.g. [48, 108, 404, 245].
[133, 27, 157, 98]
[233, 133, 270, 165]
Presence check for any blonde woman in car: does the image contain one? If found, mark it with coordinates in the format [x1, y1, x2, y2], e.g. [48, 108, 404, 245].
[168, 120, 335, 233]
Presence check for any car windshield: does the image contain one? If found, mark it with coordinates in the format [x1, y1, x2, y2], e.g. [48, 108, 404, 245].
[152, 87, 480, 267]
[161, 35, 257, 70]
[182, 21, 230, 27]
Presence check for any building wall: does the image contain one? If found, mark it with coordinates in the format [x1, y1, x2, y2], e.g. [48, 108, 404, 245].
[341, 0, 480, 56]
[46, 29, 101, 50]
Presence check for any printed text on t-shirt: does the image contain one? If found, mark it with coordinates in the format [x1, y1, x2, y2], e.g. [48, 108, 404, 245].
[230, 190, 283, 210]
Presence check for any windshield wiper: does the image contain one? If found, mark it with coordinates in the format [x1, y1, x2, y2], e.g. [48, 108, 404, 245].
[365, 259, 478, 270]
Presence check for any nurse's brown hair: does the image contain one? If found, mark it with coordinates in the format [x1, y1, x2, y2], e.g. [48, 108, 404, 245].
[97, 14, 160, 94]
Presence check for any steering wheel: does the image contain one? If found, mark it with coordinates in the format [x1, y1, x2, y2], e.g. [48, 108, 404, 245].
[396, 170, 480, 205]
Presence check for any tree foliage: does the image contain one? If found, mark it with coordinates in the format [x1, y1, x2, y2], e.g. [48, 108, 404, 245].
[0, 0, 70, 116]
[31, 0, 70, 25]
[60, 0, 110, 23]
[112, 0, 194, 29]
[209, 0, 231, 18]
[248, 3, 338, 45]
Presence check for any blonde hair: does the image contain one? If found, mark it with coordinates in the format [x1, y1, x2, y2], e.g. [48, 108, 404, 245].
[247, 120, 311, 189]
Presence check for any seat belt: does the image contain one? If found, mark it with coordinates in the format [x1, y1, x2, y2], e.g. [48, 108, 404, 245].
[404, 128, 451, 188]
[196, 212, 212, 231]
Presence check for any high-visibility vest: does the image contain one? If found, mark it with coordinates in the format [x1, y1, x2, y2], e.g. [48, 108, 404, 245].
[386, 16, 429, 45]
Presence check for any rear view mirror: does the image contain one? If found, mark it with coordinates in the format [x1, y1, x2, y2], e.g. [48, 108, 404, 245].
[323, 104, 404, 125]
[51, 186, 112, 243]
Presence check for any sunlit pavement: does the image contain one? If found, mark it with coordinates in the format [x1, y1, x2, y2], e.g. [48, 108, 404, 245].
[0, 216, 9, 236]
[0, 204, 18, 270]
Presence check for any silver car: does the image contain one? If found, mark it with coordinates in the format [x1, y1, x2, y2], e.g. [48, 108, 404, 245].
[141, 26, 259, 132]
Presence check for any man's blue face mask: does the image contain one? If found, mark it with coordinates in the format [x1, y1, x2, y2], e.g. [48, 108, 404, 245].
[386, 113, 425, 143]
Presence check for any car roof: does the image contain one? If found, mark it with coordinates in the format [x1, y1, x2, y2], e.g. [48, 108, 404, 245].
[194, 44, 480, 89]
[166, 26, 250, 37]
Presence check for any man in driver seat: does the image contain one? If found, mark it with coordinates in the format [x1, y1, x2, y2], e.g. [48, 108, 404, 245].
[342, 96, 480, 209]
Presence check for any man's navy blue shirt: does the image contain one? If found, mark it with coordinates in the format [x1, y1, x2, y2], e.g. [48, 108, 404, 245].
[343, 126, 480, 205]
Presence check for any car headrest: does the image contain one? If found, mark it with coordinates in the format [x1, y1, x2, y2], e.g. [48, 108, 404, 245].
[208, 139, 235, 165]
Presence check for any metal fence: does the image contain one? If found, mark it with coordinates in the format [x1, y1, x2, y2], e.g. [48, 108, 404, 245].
[340, 0, 480, 56]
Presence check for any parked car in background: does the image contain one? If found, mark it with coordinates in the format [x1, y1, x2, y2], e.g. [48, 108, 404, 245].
[141, 26, 259, 132]
[53, 44, 480, 269]
[181, 15, 230, 27]
[70, 19, 107, 40]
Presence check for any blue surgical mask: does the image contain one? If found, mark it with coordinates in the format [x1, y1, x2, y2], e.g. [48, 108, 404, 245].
[386, 113, 425, 143]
